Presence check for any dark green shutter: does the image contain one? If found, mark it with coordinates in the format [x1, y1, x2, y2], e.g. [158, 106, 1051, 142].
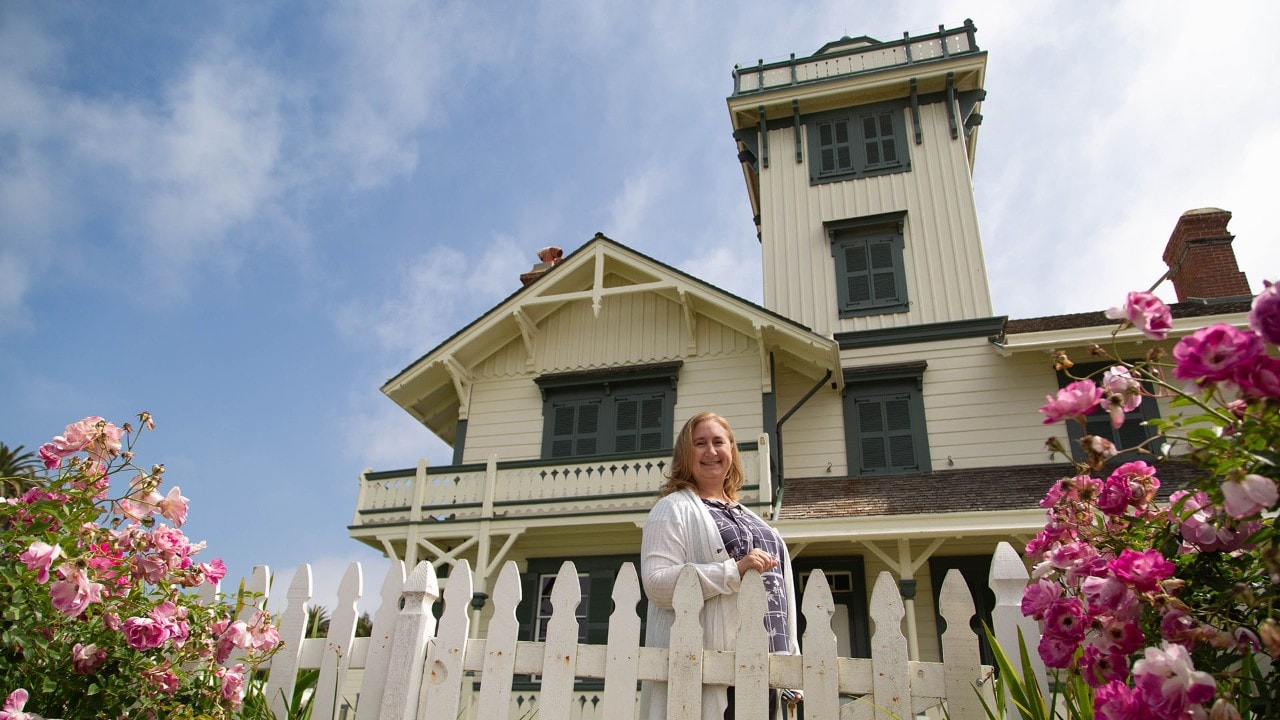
[868, 238, 899, 303]
[818, 119, 853, 175]
[549, 399, 602, 458]
[862, 110, 898, 169]
[855, 393, 918, 473]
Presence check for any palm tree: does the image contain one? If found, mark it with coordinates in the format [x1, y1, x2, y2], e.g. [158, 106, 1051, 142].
[0, 443, 41, 498]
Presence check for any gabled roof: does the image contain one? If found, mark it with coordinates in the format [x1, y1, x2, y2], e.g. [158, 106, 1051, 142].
[382, 233, 841, 443]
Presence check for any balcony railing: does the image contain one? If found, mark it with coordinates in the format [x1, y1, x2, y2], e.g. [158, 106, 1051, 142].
[731, 20, 979, 97]
[353, 440, 771, 528]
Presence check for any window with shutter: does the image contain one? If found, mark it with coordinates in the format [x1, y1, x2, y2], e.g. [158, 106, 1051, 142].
[807, 102, 910, 183]
[537, 363, 679, 460]
[1056, 362, 1160, 464]
[842, 366, 929, 476]
[828, 212, 909, 318]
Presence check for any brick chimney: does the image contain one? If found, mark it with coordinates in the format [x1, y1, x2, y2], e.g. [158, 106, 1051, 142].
[519, 246, 564, 286]
[1161, 208, 1251, 302]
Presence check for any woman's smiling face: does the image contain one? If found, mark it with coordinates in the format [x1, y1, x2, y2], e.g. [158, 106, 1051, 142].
[689, 418, 734, 493]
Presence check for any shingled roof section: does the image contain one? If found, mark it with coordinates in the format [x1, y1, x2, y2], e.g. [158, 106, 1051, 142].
[1002, 300, 1253, 336]
[778, 461, 1206, 520]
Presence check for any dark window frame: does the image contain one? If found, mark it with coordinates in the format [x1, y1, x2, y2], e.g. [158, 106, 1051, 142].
[827, 212, 910, 318]
[807, 103, 911, 184]
[842, 362, 931, 475]
[1055, 361, 1161, 464]
[536, 363, 679, 460]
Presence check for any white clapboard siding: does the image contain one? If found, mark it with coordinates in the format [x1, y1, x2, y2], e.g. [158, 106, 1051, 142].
[228, 549, 1040, 720]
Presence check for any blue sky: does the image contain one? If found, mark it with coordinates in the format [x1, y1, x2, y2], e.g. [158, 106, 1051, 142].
[2, 2, 1277, 611]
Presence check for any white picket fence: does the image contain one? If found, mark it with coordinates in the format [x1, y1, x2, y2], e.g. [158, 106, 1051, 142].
[233, 542, 1044, 720]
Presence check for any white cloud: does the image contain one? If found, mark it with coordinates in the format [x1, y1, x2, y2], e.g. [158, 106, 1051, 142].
[339, 235, 528, 356]
[321, 0, 482, 188]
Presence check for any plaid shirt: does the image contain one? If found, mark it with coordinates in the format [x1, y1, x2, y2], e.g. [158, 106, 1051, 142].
[701, 498, 791, 652]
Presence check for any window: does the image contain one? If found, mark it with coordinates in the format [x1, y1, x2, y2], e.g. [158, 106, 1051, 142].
[1056, 362, 1161, 463]
[842, 362, 930, 475]
[536, 362, 680, 459]
[808, 104, 910, 183]
[827, 212, 909, 318]
[516, 556, 647, 689]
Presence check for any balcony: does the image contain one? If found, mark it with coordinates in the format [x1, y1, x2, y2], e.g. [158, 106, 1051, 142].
[351, 440, 772, 532]
[731, 20, 979, 97]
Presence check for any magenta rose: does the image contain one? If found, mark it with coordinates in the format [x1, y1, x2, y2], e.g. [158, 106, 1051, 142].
[1109, 548, 1175, 593]
[1082, 643, 1131, 687]
[1038, 632, 1081, 668]
[1173, 323, 1264, 383]
[1236, 355, 1280, 400]
[1249, 279, 1280, 345]
[1094, 680, 1147, 720]
[1043, 597, 1088, 641]
[1105, 291, 1173, 340]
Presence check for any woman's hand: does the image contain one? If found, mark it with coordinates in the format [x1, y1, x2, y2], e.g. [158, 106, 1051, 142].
[735, 548, 777, 576]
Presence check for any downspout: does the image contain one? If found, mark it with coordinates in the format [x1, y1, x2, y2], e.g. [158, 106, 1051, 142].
[771, 356, 833, 521]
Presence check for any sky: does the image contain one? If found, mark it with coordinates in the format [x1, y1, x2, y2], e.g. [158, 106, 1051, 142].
[2, 1, 1277, 613]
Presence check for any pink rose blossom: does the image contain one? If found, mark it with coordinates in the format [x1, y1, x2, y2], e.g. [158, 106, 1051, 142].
[1248, 279, 1280, 345]
[1081, 575, 1136, 615]
[150, 600, 191, 647]
[1100, 366, 1143, 429]
[18, 541, 60, 584]
[157, 486, 189, 527]
[72, 643, 107, 674]
[1094, 680, 1147, 720]
[1106, 291, 1173, 340]
[1043, 597, 1088, 641]
[1221, 473, 1277, 518]
[1132, 643, 1215, 719]
[1235, 355, 1280, 400]
[1173, 324, 1264, 383]
[1038, 632, 1080, 669]
[142, 664, 179, 695]
[0, 689, 32, 720]
[49, 416, 124, 463]
[1097, 616, 1146, 654]
[1021, 578, 1062, 619]
[1109, 548, 1175, 593]
[1082, 643, 1131, 687]
[200, 558, 228, 584]
[38, 442, 62, 469]
[1160, 609, 1197, 646]
[123, 616, 171, 650]
[1170, 489, 1258, 553]
[49, 565, 105, 618]
[218, 664, 247, 707]
[1040, 380, 1103, 424]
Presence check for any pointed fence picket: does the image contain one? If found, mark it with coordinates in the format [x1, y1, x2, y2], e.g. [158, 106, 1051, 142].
[232, 542, 1036, 720]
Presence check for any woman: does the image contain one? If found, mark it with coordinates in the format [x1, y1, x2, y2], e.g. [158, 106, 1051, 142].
[639, 411, 802, 720]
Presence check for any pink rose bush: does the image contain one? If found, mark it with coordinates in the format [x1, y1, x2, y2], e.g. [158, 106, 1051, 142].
[1017, 287, 1280, 718]
[1, 414, 279, 718]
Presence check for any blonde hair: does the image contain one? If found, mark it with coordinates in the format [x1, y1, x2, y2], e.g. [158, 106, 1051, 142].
[658, 411, 745, 501]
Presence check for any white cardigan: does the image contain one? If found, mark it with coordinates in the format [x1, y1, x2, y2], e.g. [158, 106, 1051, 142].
[638, 488, 800, 720]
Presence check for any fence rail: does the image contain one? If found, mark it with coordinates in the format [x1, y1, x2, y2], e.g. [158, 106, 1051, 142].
[236, 542, 1041, 719]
